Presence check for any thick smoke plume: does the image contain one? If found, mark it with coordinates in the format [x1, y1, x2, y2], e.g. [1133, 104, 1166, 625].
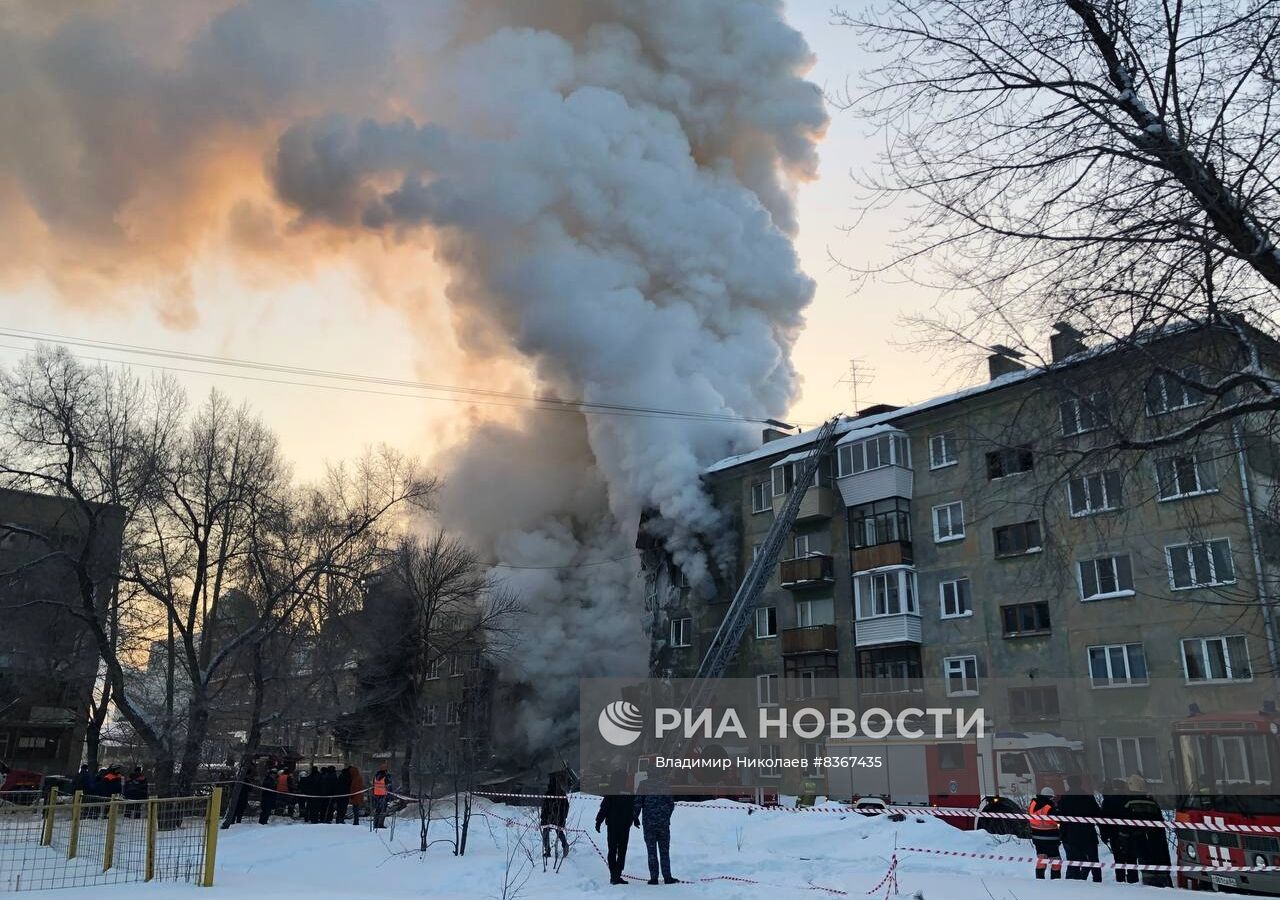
[0, 0, 826, 752]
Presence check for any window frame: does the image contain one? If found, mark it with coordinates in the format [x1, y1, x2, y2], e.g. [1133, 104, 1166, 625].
[1067, 469, 1122, 516]
[1155, 452, 1218, 501]
[1182, 634, 1252, 684]
[755, 606, 778, 639]
[1098, 736, 1163, 783]
[795, 599, 815, 628]
[854, 568, 919, 620]
[1087, 642, 1148, 688]
[751, 480, 772, 514]
[1059, 390, 1108, 437]
[939, 577, 972, 619]
[1077, 554, 1135, 601]
[670, 617, 692, 648]
[1166, 538, 1236, 590]
[1008, 685, 1060, 722]
[986, 444, 1035, 480]
[757, 673, 780, 707]
[932, 501, 965, 543]
[793, 534, 811, 558]
[837, 433, 912, 478]
[1001, 601, 1052, 637]
[943, 655, 979, 697]
[1145, 365, 1206, 416]
[929, 432, 958, 469]
[993, 520, 1043, 558]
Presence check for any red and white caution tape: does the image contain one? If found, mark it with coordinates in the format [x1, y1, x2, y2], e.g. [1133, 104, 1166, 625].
[898, 844, 1277, 875]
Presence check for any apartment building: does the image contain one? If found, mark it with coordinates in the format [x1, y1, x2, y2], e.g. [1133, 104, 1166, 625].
[648, 323, 1280, 795]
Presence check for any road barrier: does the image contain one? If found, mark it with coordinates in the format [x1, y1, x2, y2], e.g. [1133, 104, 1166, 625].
[0, 787, 221, 892]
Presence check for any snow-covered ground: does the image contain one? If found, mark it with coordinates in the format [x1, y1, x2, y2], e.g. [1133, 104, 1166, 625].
[23, 797, 1179, 899]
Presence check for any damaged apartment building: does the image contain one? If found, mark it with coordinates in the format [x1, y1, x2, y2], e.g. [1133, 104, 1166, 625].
[642, 321, 1280, 797]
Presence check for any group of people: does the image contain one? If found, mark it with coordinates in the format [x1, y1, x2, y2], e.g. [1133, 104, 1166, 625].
[1024, 775, 1171, 886]
[233, 764, 394, 830]
[70, 763, 149, 816]
[593, 778, 680, 886]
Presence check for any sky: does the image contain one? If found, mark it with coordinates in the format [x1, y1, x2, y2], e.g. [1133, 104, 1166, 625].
[0, 1, 957, 482]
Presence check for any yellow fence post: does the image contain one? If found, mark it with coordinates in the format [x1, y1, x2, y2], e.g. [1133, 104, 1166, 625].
[40, 786, 58, 846]
[103, 796, 120, 872]
[201, 787, 222, 887]
[67, 790, 83, 860]
[145, 798, 158, 882]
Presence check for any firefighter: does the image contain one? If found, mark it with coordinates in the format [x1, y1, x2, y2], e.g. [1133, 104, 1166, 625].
[1056, 777, 1102, 881]
[1124, 775, 1172, 888]
[1100, 778, 1138, 883]
[371, 768, 392, 829]
[1028, 786, 1062, 880]
[123, 766, 148, 819]
[540, 773, 571, 860]
[595, 775, 638, 885]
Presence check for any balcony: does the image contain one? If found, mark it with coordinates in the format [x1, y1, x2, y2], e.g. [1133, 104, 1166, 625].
[853, 614, 922, 648]
[779, 554, 834, 588]
[772, 485, 835, 522]
[851, 542, 913, 574]
[781, 624, 838, 655]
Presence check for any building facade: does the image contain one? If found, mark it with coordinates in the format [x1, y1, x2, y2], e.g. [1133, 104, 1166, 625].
[647, 324, 1280, 797]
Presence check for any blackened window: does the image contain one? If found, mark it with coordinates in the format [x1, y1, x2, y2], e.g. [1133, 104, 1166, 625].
[994, 521, 1042, 557]
[986, 445, 1034, 479]
[1002, 601, 1051, 636]
[1009, 686, 1060, 722]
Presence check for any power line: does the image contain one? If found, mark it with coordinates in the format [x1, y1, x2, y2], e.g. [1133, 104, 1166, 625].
[484, 552, 639, 570]
[0, 327, 801, 426]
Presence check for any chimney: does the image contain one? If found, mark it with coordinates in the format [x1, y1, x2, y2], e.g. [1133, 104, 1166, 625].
[761, 427, 789, 444]
[1049, 322, 1086, 362]
[987, 345, 1027, 381]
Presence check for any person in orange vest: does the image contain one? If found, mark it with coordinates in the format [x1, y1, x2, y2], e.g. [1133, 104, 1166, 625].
[371, 768, 392, 829]
[274, 769, 293, 818]
[1028, 786, 1062, 880]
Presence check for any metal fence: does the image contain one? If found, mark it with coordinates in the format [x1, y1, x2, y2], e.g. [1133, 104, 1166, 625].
[0, 787, 221, 892]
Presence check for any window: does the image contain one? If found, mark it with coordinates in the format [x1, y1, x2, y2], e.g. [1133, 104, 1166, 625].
[1167, 539, 1235, 589]
[1060, 391, 1108, 436]
[795, 670, 819, 699]
[1099, 737, 1161, 783]
[855, 569, 918, 619]
[944, 656, 979, 696]
[670, 617, 692, 648]
[1156, 453, 1218, 500]
[939, 578, 972, 618]
[938, 743, 967, 771]
[757, 673, 779, 706]
[772, 458, 825, 496]
[1078, 554, 1134, 600]
[755, 606, 777, 638]
[933, 501, 965, 542]
[993, 520, 1042, 557]
[1009, 686, 1059, 722]
[471, 649, 483, 670]
[1001, 601, 1051, 636]
[793, 534, 811, 558]
[858, 647, 922, 692]
[795, 600, 814, 628]
[802, 742, 825, 774]
[929, 432, 958, 469]
[427, 656, 444, 680]
[1146, 365, 1205, 415]
[1088, 643, 1148, 687]
[1183, 635, 1252, 682]
[849, 498, 911, 549]
[1067, 469, 1121, 515]
[450, 653, 464, 677]
[760, 743, 783, 779]
[425, 704, 438, 727]
[986, 445, 1034, 479]
[751, 480, 771, 514]
[447, 701, 462, 725]
[837, 433, 911, 477]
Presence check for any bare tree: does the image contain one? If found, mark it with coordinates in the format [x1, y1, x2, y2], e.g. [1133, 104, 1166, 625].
[839, 0, 1280, 442]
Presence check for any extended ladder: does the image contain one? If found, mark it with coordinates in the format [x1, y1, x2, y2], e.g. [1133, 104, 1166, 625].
[684, 416, 840, 708]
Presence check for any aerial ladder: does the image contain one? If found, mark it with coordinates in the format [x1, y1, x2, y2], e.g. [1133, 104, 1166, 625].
[682, 416, 841, 712]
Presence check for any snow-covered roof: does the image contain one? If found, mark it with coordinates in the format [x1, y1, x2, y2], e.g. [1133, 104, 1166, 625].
[704, 366, 1041, 476]
[834, 422, 904, 447]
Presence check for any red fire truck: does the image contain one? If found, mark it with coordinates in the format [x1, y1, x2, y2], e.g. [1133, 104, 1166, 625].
[1173, 708, 1280, 893]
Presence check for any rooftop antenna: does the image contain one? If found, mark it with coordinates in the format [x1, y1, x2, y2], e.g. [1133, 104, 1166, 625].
[836, 358, 875, 415]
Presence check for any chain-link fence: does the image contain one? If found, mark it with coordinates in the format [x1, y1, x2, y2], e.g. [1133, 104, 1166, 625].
[0, 787, 221, 892]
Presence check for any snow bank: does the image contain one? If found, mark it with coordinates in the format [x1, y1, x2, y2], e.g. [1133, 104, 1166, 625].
[32, 797, 1166, 899]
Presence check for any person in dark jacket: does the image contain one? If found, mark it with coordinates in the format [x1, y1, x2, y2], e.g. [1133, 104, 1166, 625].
[1028, 786, 1062, 880]
[298, 768, 318, 823]
[335, 766, 353, 824]
[634, 781, 679, 885]
[123, 767, 148, 819]
[258, 770, 277, 825]
[541, 773, 571, 860]
[596, 779, 638, 885]
[1099, 779, 1138, 883]
[1056, 778, 1102, 881]
[1124, 775, 1172, 888]
[319, 767, 339, 823]
[71, 764, 94, 795]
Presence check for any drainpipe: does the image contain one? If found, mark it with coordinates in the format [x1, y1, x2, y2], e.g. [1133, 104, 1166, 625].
[1232, 424, 1280, 682]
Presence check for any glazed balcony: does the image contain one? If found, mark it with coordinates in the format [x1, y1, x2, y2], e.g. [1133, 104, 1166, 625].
[779, 554, 835, 588]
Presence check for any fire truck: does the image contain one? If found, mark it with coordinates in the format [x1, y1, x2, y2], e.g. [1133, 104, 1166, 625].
[1173, 708, 1280, 893]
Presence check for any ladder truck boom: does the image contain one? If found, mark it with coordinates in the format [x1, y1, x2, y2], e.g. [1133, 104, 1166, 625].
[682, 416, 840, 712]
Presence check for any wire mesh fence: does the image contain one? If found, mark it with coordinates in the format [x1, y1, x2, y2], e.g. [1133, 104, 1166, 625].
[0, 787, 221, 892]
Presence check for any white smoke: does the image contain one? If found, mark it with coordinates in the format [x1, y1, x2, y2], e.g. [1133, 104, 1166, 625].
[272, 0, 826, 750]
